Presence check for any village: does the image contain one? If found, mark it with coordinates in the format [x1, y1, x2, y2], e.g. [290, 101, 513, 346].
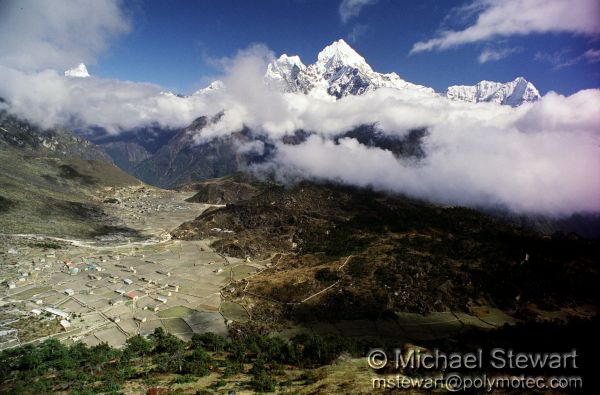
[0, 186, 262, 350]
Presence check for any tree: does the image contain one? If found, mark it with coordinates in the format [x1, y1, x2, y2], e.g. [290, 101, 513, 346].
[191, 332, 226, 353]
[249, 356, 280, 391]
[88, 342, 117, 374]
[184, 345, 210, 376]
[125, 335, 153, 362]
[227, 339, 247, 364]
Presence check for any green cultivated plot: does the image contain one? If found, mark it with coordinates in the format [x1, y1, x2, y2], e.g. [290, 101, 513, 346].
[220, 301, 249, 322]
[157, 306, 196, 319]
[161, 317, 193, 334]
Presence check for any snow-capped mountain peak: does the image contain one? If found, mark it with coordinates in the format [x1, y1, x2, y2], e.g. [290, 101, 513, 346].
[446, 77, 540, 106]
[265, 54, 307, 92]
[193, 80, 225, 96]
[315, 39, 372, 74]
[275, 54, 305, 70]
[262, 39, 433, 99]
[64, 63, 90, 78]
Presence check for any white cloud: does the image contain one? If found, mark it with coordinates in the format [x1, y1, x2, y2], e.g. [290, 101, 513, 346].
[535, 48, 600, 69]
[583, 48, 600, 63]
[0, 0, 130, 71]
[187, 46, 600, 215]
[0, 66, 223, 134]
[478, 47, 521, 63]
[411, 0, 600, 53]
[339, 0, 378, 23]
[258, 89, 600, 215]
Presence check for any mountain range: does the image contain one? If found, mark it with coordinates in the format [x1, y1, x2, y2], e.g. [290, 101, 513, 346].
[81, 40, 541, 188]
[194, 39, 540, 105]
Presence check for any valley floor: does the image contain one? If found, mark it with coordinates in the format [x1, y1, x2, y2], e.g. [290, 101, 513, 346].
[0, 186, 252, 350]
[0, 185, 539, 351]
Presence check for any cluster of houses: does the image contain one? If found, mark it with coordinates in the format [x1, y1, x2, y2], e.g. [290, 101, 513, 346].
[28, 307, 73, 330]
[2, 247, 184, 340]
[2, 252, 55, 289]
[62, 258, 106, 276]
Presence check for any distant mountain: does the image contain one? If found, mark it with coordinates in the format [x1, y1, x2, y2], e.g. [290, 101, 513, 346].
[82, 125, 179, 173]
[132, 116, 270, 188]
[264, 39, 435, 100]
[197, 39, 539, 105]
[446, 77, 540, 106]
[100, 141, 151, 173]
[61, 40, 541, 190]
[64, 63, 90, 78]
[193, 80, 225, 95]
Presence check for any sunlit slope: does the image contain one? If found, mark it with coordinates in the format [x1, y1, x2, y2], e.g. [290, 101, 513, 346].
[0, 111, 142, 237]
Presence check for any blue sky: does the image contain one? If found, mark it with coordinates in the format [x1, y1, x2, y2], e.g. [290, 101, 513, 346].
[90, 0, 600, 95]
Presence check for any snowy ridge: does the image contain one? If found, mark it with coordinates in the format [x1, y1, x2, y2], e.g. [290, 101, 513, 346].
[64, 63, 90, 78]
[446, 77, 540, 106]
[193, 80, 225, 95]
[195, 39, 539, 105]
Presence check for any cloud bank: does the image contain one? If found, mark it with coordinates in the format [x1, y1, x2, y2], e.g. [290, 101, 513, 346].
[411, 0, 600, 53]
[192, 47, 600, 216]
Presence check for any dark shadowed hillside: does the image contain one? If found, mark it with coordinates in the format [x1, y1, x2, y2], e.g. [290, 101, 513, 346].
[173, 180, 599, 327]
[132, 116, 270, 188]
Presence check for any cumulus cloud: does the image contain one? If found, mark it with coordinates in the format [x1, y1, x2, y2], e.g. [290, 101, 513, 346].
[339, 0, 378, 23]
[0, 65, 220, 133]
[411, 0, 600, 53]
[3, 42, 599, 216]
[0, 0, 130, 71]
[184, 45, 600, 215]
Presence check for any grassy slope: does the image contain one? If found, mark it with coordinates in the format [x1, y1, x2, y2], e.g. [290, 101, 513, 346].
[0, 114, 143, 237]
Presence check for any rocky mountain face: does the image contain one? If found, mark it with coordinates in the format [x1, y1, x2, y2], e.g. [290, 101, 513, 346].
[131, 116, 270, 188]
[82, 125, 179, 174]
[0, 109, 112, 162]
[99, 141, 151, 173]
[126, 119, 430, 188]
[446, 77, 541, 106]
